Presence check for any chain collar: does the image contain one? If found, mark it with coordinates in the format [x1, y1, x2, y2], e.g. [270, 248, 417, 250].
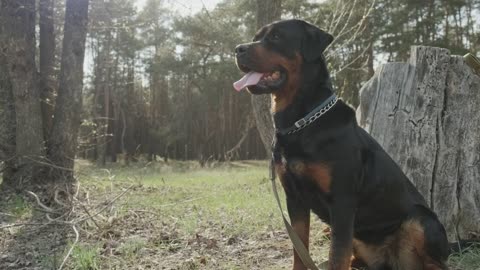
[275, 94, 338, 135]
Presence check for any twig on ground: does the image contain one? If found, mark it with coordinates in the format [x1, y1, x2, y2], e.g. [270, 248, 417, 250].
[58, 224, 79, 270]
[73, 184, 134, 224]
[78, 203, 102, 229]
[46, 212, 72, 224]
[54, 189, 69, 208]
[0, 222, 49, 229]
[18, 183, 134, 269]
[26, 191, 57, 213]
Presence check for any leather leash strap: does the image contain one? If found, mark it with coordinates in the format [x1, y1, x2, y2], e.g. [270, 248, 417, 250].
[270, 158, 320, 270]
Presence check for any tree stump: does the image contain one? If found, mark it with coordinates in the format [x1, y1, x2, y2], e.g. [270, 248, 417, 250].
[356, 46, 480, 242]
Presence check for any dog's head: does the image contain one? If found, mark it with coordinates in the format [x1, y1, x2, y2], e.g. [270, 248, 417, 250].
[233, 19, 333, 103]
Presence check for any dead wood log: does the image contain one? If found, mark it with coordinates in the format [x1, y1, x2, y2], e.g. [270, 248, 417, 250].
[356, 46, 480, 242]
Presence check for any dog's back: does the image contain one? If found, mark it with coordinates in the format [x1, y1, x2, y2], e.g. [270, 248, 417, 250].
[234, 19, 450, 270]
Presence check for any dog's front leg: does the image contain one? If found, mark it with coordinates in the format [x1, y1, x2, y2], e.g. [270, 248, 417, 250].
[328, 197, 355, 270]
[286, 196, 311, 270]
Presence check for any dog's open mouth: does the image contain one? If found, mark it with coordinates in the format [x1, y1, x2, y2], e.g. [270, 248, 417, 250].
[233, 70, 285, 92]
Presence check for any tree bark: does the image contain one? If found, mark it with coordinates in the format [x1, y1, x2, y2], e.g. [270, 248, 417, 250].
[0, 51, 16, 182]
[1, 0, 46, 186]
[39, 0, 56, 139]
[356, 46, 480, 242]
[252, 0, 281, 155]
[96, 30, 113, 166]
[123, 62, 136, 164]
[48, 0, 89, 182]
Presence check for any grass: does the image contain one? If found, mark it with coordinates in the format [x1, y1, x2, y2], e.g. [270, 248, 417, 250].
[74, 160, 313, 269]
[449, 245, 480, 270]
[117, 236, 147, 259]
[1, 159, 479, 269]
[75, 159, 480, 269]
[0, 194, 32, 220]
[70, 244, 100, 270]
[3, 194, 32, 219]
[74, 159, 480, 270]
[80, 160, 286, 237]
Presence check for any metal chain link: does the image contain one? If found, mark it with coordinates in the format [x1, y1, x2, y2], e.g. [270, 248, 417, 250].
[287, 97, 338, 134]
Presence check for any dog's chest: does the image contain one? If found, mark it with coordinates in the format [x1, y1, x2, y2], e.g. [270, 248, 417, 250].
[276, 155, 332, 197]
[275, 156, 332, 222]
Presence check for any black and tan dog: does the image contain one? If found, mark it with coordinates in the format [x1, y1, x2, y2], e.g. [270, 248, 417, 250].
[233, 19, 449, 270]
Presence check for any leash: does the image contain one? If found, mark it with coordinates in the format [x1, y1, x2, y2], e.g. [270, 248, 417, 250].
[270, 143, 320, 270]
[269, 95, 340, 269]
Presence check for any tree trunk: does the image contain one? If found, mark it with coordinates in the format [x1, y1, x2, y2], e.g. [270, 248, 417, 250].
[99, 30, 113, 165]
[109, 48, 120, 163]
[39, 0, 56, 139]
[252, 5, 297, 268]
[92, 27, 113, 166]
[124, 62, 136, 164]
[93, 44, 106, 166]
[0, 52, 16, 182]
[356, 46, 480, 243]
[104, 64, 112, 162]
[252, 0, 281, 155]
[148, 63, 158, 161]
[1, 0, 46, 187]
[48, 0, 89, 183]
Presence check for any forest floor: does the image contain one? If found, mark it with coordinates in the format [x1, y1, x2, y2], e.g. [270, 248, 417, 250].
[0, 160, 479, 270]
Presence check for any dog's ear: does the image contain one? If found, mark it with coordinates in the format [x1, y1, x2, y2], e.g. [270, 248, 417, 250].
[301, 22, 334, 62]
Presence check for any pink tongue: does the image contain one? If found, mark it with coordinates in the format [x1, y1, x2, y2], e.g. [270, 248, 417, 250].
[233, 72, 264, 91]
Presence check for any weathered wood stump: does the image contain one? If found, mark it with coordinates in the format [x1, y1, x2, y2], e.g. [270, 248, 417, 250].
[356, 46, 480, 243]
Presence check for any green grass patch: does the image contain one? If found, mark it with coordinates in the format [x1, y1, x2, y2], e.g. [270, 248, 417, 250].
[449, 245, 480, 270]
[76, 160, 283, 237]
[70, 244, 100, 270]
[118, 161, 283, 236]
[2, 194, 32, 219]
[117, 237, 147, 259]
[72, 159, 480, 269]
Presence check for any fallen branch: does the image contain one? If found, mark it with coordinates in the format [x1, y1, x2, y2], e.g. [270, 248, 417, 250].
[16, 183, 135, 270]
[58, 224, 79, 270]
[26, 191, 57, 213]
[73, 184, 134, 224]
[0, 222, 48, 230]
[0, 212, 15, 217]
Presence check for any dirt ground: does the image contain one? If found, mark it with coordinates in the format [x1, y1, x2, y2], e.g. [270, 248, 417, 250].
[0, 160, 478, 269]
[0, 185, 311, 270]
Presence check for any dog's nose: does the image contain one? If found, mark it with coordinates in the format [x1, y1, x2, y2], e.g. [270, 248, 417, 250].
[235, 44, 248, 55]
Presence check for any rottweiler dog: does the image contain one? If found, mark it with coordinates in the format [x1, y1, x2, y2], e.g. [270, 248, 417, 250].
[233, 19, 450, 270]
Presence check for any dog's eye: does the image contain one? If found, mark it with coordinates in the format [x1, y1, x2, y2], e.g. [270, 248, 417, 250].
[269, 33, 280, 41]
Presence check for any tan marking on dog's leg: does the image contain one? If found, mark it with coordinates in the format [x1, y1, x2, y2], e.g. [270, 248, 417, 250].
[306, 163, 331, 193]
[292, 218, 310, 270]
